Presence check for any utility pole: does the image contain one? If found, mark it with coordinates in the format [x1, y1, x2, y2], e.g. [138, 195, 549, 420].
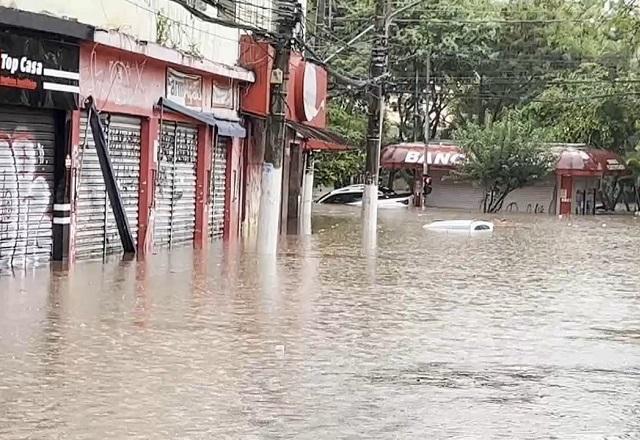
[309, 0, 326, 50]
[413, 51, 431, 208]
[361, 0, 389, 248]
[413, 62, 420, 142]
[422, 50, 431, 207]
[257, 0, 301, 254]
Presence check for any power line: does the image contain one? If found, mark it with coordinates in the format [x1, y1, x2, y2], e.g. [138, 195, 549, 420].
[123, 0, 244, 43]
[167, 0, 271, 34]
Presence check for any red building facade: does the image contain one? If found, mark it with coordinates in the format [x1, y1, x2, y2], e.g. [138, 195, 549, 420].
[238, 36, 349, 237]
[68, 32, 252, 261]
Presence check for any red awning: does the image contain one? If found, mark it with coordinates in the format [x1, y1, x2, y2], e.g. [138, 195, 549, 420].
[381, 142, 629, 176]
[287, 121, 352, 152]
[381, 142, 465, 170]
[555, 146, 628, 176]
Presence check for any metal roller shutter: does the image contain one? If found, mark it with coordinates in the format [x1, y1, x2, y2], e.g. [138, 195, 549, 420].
[209, 135, 228, 239]
[503, 179, 555, 214]
[76, 114, 141, 259]
[154, 122, 198, 247]
[427, 170, 485, 211]
[0, 107, 55, 269]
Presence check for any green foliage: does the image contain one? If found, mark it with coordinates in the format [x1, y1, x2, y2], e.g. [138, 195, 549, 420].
[156, 10, 170, 45]
[314, 150, 365, 188]
[310, 0, 640, 187]
[314, 100, 367, 187]
[517, 65, 640, 152]
[455, 117, 554, 212]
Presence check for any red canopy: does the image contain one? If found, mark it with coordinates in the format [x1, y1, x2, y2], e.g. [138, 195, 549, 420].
[381, 142, 465, 170]
[381, 142, 628, 176]
[287, 121, 352, 152]
[555, 146, 628, 176]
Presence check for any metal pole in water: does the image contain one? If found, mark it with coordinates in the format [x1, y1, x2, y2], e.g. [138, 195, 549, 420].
[422, 50, 431, 209]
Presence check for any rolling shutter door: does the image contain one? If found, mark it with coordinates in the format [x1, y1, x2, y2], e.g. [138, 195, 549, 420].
[0, 107, 55, 269]
[209, 136, 228, 239]
[75, 114, 141, 259]
[154, 122, 197, 247]
[503, 180, 555, 214]
[427, 171, 485, 211]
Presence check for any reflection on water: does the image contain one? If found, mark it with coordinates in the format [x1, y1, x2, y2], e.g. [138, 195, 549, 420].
[2, 207, 640, 439]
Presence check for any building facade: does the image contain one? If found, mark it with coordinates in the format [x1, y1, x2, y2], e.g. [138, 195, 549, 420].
[238, 36, 349, 239]
[71, 30, 250, 260]
[0, 2, 255, 270]
[0, 8, 92, 270]
[1, 0, 346, 271]
[381, 142, 628, 215]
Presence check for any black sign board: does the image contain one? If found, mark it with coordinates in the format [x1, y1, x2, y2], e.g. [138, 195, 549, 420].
[0, 30, 80, 110]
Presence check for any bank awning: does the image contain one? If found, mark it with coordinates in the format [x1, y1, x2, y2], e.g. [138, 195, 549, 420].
[381, 142, 465, 170]
[287, 121, 352, 152]
[382, 142, 630, 177]
[157, 97, 246, 138]
[554, 145, 628, 176]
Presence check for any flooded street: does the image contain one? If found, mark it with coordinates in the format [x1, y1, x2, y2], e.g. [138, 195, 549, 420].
[2, 208, 640, 439]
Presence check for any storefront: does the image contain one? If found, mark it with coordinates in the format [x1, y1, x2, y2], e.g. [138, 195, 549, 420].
[239, 37, 350, 237]
[0, 25, 86, 270]
[555, 146, 628, 215]
[381, 142, 628, 215]
[73, 32, 250, 259]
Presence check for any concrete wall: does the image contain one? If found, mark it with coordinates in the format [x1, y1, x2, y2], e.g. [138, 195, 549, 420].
[2, 0, 240, 66]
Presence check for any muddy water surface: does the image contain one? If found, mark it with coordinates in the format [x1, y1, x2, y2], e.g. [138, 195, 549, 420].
[1, 208, 640, 439]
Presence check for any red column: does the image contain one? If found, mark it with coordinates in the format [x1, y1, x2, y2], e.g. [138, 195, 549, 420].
[138, 117, 158, 256]
[559, 174, 573, 216]
[194, 125, 212, 248]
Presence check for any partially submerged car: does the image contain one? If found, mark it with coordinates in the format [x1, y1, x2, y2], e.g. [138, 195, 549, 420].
[423, 219, 494, 234]
[316, 185, 412, 208]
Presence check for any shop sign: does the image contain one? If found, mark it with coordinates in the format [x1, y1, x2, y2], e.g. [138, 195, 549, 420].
[606, 158, 625, 171]
[404, 150, 466, 167]
[211, 80, 234, 108]
[166, 67, 203, 110]
[294, 60, 327, 127]
[0, 32, 80, 110]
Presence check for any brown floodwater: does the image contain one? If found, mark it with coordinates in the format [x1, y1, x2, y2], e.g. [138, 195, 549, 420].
[2, 207, 640, 439]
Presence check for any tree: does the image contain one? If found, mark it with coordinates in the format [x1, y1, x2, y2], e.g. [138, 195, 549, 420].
[517, 65, 640, 153]
[455, 117, 554, 213]
[308, 0, 640, 187]
[313, 99, 367, 188]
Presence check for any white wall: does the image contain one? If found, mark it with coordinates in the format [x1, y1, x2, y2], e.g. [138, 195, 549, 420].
[1, 0, 243, 67]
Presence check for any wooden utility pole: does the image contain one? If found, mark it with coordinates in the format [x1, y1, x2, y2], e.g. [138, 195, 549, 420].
[361, 0, 389, 248]
[257, 0, 301, 254]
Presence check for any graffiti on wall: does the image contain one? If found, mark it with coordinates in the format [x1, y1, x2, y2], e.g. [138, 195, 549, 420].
[0, 130, 52, 268]
[86, 47, 150, 109]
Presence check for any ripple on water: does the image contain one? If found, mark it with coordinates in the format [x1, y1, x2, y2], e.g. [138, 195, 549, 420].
[1, 208, 640, 439]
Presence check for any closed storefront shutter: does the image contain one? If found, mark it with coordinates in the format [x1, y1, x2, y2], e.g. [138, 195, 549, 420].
[427, 170, 485, 211]
[0, 107, 55, 269]
[75, 114, 141, 259]
[209, 135, 228, 239]
[503, 179, 556, 214]
[154, 122, 198, 247]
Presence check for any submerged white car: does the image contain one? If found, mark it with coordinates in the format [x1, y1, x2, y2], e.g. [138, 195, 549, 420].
[316, 185, 412, 208]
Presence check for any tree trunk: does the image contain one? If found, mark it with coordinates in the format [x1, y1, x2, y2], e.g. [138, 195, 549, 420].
[488, 188, 511, 213]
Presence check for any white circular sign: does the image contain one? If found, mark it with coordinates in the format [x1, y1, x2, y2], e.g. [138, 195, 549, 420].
[303, 63, 320, 121]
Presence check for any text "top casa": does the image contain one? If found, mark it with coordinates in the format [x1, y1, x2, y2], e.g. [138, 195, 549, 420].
[0, 53, 44, 76]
